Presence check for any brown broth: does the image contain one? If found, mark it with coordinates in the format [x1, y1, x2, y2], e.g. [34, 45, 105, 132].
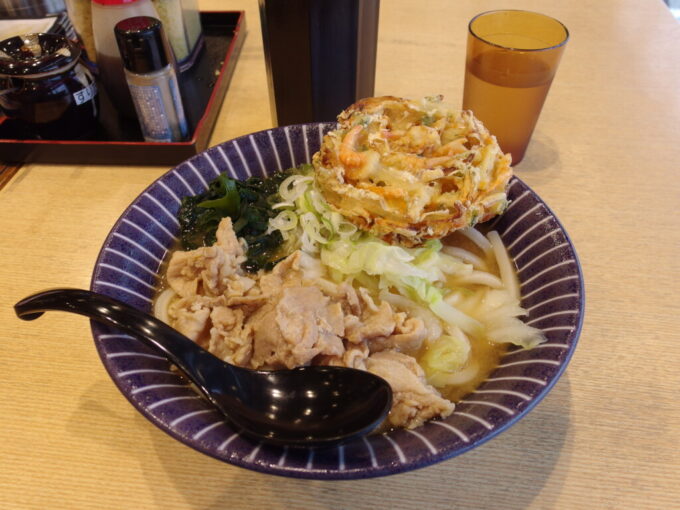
[158, 228, 510, 404]
[417, 231, 508, 402]
[438, 336, 505, 403]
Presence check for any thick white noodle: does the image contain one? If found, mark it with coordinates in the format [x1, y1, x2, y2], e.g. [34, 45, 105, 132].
[451, 270, 503, 289]
[441, 245, 489, 271]
[154, 288, 176, 324]
[430, 299, 482, 337]
[459, 226, 493, 256]
[487, 230, 520, 301]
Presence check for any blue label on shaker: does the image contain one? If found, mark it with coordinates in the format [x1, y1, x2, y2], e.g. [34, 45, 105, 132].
[128, 83, 173, 142]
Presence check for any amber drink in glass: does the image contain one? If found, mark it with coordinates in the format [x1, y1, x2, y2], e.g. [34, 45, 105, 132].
[462, 10, 568, 164]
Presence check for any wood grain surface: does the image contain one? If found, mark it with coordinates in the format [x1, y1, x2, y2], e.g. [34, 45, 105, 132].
[0, 163, 21, 191]
[1, 1, 678, 508]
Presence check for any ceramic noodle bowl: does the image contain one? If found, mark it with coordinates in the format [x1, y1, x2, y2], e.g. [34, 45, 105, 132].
[90, 122, 584, 479]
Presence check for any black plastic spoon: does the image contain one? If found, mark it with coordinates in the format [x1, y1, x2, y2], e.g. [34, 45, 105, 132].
[14, 289, 392, 447]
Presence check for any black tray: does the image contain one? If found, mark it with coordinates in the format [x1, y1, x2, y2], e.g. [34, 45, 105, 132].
[0, 11, 246, 166]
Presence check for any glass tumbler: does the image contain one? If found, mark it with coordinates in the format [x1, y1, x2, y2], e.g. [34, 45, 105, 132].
[462, 10, 568, 164]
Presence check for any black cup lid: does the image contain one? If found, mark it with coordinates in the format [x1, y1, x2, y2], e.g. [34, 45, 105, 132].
[0, 32, 80, 77]
[115, 16, 169, 74]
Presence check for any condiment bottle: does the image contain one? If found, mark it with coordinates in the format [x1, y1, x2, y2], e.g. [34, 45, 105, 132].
[66, 0, 98, 64]
[0, 32, 98, 140]
[151, 0, 202, 67]
[180, 0, 202, 59]
[91, 0, 159, 117]
[114, 16, 188, 142]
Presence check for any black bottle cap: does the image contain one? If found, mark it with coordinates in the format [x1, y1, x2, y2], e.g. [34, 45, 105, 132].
[115, 16, 169, 74]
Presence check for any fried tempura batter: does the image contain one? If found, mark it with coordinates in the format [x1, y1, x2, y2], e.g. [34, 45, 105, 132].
[313, 95, 512, 246]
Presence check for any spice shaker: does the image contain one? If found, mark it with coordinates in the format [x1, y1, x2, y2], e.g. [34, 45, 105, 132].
[91, 0, 160, 117]
[114, 16, 188, 142]
[0, 32, 98, 140]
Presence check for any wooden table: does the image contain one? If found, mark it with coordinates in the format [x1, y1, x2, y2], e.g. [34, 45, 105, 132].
[2, 0, 678, 508]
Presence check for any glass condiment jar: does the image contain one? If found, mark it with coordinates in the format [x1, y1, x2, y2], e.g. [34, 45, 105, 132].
[91, 0, 160, 118]
[0, 32, 98, 140]
[115, 16, 188, 142]
[151, 0, 202, 67]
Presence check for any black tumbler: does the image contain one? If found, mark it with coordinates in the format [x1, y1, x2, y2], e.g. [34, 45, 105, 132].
[259, 0, 379, 126]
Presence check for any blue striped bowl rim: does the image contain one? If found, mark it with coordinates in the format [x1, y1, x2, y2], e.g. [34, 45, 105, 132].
[90, 122, 584, 479]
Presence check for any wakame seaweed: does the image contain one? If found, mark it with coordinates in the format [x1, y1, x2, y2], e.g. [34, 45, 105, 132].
[178, 165, 306, 272]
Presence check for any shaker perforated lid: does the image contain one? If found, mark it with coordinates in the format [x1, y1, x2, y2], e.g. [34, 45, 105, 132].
[114, 16, 169, 74]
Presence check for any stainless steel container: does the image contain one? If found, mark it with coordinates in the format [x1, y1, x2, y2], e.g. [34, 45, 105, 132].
[259, 0, 380, 126]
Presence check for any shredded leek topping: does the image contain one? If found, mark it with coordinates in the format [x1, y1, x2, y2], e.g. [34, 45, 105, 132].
[266, 164, 360, 253]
